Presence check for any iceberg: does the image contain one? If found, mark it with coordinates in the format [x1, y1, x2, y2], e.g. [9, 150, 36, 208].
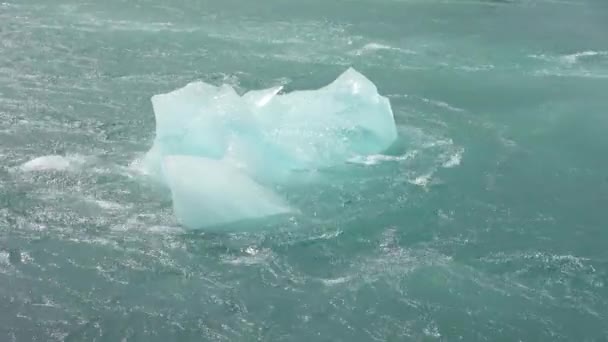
[141, 68, 397, 229]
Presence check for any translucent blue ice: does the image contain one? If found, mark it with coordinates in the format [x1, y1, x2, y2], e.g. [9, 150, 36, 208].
[162, 156, 291, 228]
[141, 68, 397, 229]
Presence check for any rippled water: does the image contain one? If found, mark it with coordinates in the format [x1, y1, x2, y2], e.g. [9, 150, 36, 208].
[1, 0, 608, 341]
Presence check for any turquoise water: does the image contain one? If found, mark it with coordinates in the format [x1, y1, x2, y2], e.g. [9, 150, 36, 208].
[1, 0, 608, 340]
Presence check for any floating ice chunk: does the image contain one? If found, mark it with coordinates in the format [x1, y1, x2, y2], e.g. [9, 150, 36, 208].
[141, 68, 397, 228]
[162, 156, 291, 229]
[20, 155, 88, 172]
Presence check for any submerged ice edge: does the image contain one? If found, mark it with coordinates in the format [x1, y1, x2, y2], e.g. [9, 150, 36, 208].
[140, 68, 398, 229]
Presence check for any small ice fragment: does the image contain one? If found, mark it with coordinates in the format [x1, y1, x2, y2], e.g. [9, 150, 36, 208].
[19, 155, 87, 172]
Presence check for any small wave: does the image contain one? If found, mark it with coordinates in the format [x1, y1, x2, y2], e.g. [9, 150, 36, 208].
[352, 42, 416, 56]
[529, 51, 608, 65]
[479, 251, 601, 287]
[533, 69, 608, 79]
[528, 53, 553, 62]
[19, 154, 90, 172]
[68, 12, 200, 33]
[387, 94, 465, 113]
[456, 64, 495, 72]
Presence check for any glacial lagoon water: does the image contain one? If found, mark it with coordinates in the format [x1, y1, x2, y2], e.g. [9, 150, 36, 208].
[1, 0, 608, 340]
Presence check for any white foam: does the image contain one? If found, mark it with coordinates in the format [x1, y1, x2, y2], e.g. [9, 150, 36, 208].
[441, 149, 464, 168]
[223, 247, 273, 266]
[408, 173, 433, 187]
[0, 251, 9, 265]
[423, 324, 442, 338]
[319, 276, 352, 286]
[560, 51, 607, 64]
[19, 154, 88, 172]
[348, 151, 418, 166]
[530, 51, 608, 65]
[386, 94, 410, 99]
[304, 229, 344, 243]
[528, 54, 553, 62]
[422, 139, 453, 149]
[456, 64, 495, 72]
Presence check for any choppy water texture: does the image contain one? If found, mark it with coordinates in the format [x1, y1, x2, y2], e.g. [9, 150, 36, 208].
[1, 0, 608, 341]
